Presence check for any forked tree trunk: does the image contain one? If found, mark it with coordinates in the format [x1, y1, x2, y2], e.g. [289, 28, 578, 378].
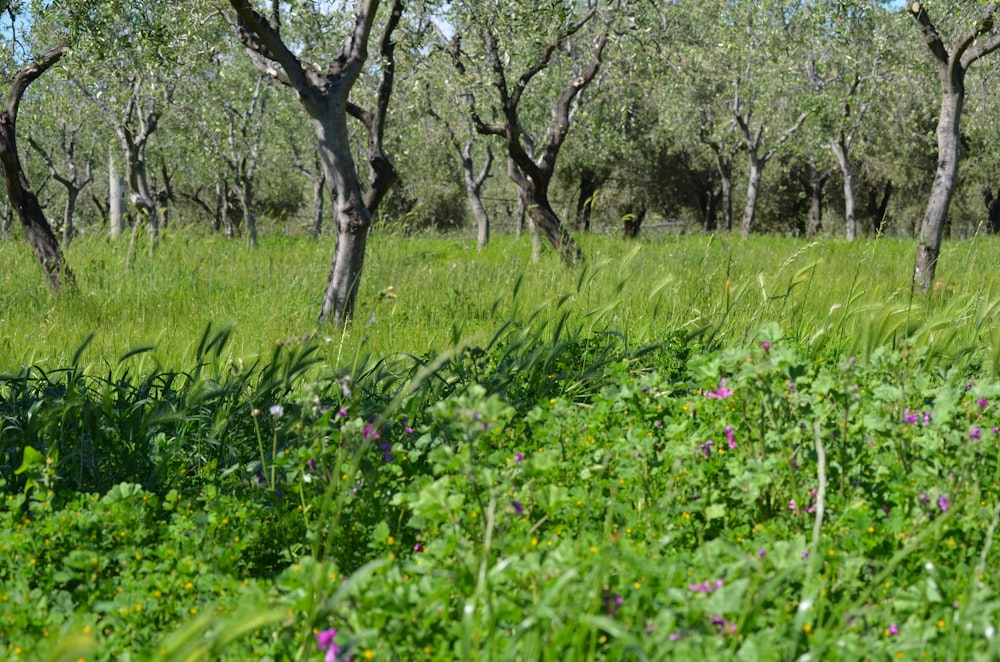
[0, 46, 73, 293]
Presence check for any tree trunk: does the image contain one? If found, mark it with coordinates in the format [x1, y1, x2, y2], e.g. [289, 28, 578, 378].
[985, 187, 1000, 234]
[720, 165, 733, 231]
[109, 152, 124, 239]
[62, 188, 79, 248]
[237, 178, 256, 248]
[314, 100, 374, 325]
[0, 46, 73, 293]
[830, 138, 857, 241]
[796, 163, 830, 238]
[574, 169, 600, 233]
[914, 89, 962, 293]
[622, 205, 646, 239]
[524, 181, 583, 264]
[311, 171, 325, 239]
[741, 157, 764, 240]
[468, 177, 490, 250]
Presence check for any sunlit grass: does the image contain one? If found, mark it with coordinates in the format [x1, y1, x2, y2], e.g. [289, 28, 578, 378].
[2, 230, 999, 372]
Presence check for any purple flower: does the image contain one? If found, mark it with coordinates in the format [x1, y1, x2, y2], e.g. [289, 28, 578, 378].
[938, 495, 949, 513]
[725, 425, 736, 449]
[757, 548, 766, 558]
[923, 412, 932, 425]
[762, 341, 771, 351]
[978, 397, 989, 408]
[515, 452, 525, 463]
[413, 543, 423, 553]
[971, 427, 983, 441]
[307, 459, 317, 470]
[888, 623, 899, 636]
[688, 579, 723, 594]
[903, 408, 919, 425]
[362, 424, 381, 441]
[802, 550, 810, 558]
[315, 628, 340, 662]
[405, 426, 414, 435]
[512, 500, 524, 516]
[993, 427, 999, 435]
[919, 492, 930, 505]
[337, 408, 349, 418]
[706, 378, 733, 399]
[701, 440, 714, 458]
[603, 593, 623, 617]
[379, 442, 394, 463]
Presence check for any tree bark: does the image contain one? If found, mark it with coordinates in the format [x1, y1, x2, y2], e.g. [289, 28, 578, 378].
[985, 187, 1000, 234]
[795, 162, 831, 238]
[622, 204, 646, 239]
[0, 46, 73, 293]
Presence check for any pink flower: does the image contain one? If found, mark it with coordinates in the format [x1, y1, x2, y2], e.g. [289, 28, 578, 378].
[706, 378, 733, 399]
[315, 628, 341, 662]
[724, 425, 736, 449]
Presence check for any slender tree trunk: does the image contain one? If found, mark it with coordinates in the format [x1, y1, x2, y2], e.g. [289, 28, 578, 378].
[1, 198, 10, 239]
[914, 89, 962, 292]
[237, 179, 256, 248]
[574, 169, 599, 233]
[467, 176, 490, 250]
[830, 138, 857, 241]
[985, 187, 1000, 234]
[741, 157, 764, 240]
[622, 205, 646, 239]
[109, 151, 124, 239]
[720, 165, 733, 231]
[524, 181, 582, 264]
[62, 188, 79, 248]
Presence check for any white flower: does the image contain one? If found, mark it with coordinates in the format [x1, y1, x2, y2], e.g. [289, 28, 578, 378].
[269, 404, 284, 417]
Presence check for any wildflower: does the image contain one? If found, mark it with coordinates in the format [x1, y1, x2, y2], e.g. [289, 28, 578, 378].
[888, 623, 899, 636]
[923, 411, 932, 425]
[706, 378, 733, 399]
[978, 397, 989, 408]
[802, 550, 810, 558]
[604, 593, 623, 617]
[701, 440, 714, 458]
[337, 408, 349, 418]
[379, 442, 394, 463]
[994, 427, 999, 435]
[971, 427, 982, 441]
[512, 501, 524, 516]
[315, 628, 341, 662]
[789, 498, 798, 513]
[269, 404, 284, 418]
[757, 548, 766, 558]
[307, 459, 317, 471]
[515, 452, 524, 463]
[762, 341, 771, 351]
[654, 420, 663, 429]
[938, 495, 949, 513]
[413, 543, 423, 553]
[725, 425, 736, 449]
[919, 493, 930, 505]
[903, 408, 919, 424]
[688, 579, 723, 594]
[405, 426, 414, 435]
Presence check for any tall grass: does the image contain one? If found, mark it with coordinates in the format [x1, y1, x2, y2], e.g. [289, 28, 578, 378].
[2, 231, 1000, 372]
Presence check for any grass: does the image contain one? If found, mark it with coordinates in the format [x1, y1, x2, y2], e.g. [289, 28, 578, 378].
[3, 231, 1000, 372]
[4, 229, 1000, 659]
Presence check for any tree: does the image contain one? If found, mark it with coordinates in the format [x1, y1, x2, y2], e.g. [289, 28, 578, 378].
[0, 41, 74, 292]
[455, 1, 610, 265]
[27, 118, 93, 248]
[909, 1, 1000, 292]
[227, 0, 403, 324]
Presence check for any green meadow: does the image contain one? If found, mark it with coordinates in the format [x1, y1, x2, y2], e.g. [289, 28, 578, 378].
[4, 233, 1000, 660]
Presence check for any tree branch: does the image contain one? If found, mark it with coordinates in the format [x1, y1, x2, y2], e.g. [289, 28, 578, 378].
[6, 45, 67, 121]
